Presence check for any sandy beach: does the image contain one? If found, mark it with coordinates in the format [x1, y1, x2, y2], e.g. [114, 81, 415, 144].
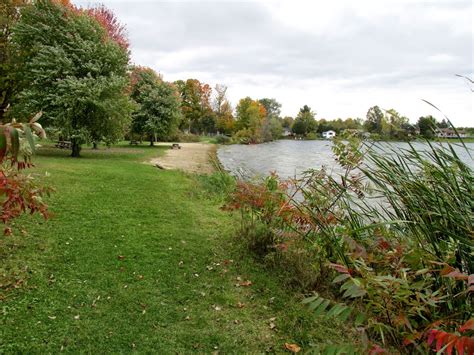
[149, 142, 215, 174]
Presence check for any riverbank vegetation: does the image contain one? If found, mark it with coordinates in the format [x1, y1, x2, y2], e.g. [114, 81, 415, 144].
[225, 134, 474, 353]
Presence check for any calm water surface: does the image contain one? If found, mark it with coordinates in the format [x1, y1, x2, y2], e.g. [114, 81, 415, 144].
[217, 140, 474, 178]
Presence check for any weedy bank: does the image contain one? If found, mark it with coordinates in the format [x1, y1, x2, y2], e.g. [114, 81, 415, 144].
[225, 134, 473, 354]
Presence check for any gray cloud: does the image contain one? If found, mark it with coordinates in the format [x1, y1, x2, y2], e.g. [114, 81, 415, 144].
[75, 0, 472, 124]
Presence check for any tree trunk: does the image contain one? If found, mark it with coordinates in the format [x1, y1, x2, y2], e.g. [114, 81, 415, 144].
[149, 136, 154, 146]
[71, 138, 81, 157]
[92, 142, 98, 150]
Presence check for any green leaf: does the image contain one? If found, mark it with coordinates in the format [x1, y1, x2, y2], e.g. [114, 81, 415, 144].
[302, 295, 319, 304]
[0, 128, 6, 163]
[340, 279, 353, 292]
[22, 124, 36, 152]
[309, 297, 324, 311]
[354, 313, 366, 326]
[314, 300, 331, 316]
[338, 307, 352, 322]
[327, 304, 348, 318]
[10, 127, 20, 160]
[333, 274, 351, 283]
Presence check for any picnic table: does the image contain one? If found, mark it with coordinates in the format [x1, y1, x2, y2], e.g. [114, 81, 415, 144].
[129, 140, 140, 145]
[55, 141, 72, 149]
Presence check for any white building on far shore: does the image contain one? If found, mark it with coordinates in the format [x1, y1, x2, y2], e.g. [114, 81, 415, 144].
[322, 130, 336, 139]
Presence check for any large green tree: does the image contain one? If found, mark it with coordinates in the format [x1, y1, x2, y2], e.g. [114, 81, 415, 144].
[258, 98, 281, 120]
[364, 106, 388, 135]
[291, 105, 317, 136]
[417, 115, 437, 139]
[130, 67, 182, 145]
[385, 108, 410, 139]
[10, 0, 133, 156]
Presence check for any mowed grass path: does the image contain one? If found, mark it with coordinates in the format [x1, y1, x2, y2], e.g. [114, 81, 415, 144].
[1, 143, 348, 353]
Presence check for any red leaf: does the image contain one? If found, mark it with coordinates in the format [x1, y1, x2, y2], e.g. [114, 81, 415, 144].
[427, 330, 437, 346]
[368, 344, 386, 354]
[435, 331, 449, 352]
[459, 319, 474, 332]
[329, 263, 350, 274]
[445, 270, 468, 280]
[440, 265, 455, 276]
[455, 337, 465, 355]
[446, 335, 457, 355]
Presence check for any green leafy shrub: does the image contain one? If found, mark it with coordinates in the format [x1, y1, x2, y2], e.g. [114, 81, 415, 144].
[215, 135, 232, 144]
[305, 132, 318, 140]
[175, 133, 201, 142]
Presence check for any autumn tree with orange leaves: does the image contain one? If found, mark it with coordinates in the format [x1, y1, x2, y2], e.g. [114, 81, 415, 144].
[234, 97, 267, 143]
[175, 79, 216, 134]
[213, 84, 235, 135]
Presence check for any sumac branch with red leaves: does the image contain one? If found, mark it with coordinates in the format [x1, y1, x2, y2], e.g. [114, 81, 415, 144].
[0, 113, 51, 235]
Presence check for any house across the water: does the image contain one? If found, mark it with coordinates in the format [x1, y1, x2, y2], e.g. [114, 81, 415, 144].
[282, 128, 292, 137]
[436, 128, 467, 138]
[322, 130, 336, 139]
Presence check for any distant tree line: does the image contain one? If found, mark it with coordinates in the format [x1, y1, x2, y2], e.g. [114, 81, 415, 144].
[1, 0, 471, 157]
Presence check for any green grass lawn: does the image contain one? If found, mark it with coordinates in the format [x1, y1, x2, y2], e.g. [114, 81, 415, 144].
[1, 142, 350, 353]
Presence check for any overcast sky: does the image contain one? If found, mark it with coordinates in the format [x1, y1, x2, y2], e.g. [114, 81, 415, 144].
[75, 0, 473, 126]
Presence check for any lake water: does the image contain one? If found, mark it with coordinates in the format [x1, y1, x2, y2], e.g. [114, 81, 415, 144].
[217, 140, 474, 178]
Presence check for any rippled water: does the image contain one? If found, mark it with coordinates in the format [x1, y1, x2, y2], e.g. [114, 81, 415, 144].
[217, 140, 474, 178]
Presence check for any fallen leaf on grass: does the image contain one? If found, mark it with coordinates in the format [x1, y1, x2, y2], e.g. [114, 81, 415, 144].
[74, 315, 80, 320]
[236, 302, 245, 308]
[269, 322, 276, 330]
[213, 305, 222, 311]
[236, 280, 252, 287]
[284, 343, 301, 353]
[117, 255, 125, 260]
[48, 316, 56, 320]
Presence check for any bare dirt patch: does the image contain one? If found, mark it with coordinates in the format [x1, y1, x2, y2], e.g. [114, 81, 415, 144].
[149, 142, 215, 174]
